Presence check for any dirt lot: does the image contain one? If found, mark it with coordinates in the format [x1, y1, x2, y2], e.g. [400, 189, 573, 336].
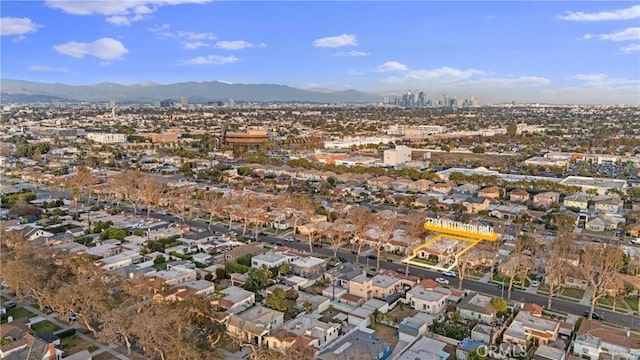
[428, 152, 514, 168]
[371, 323, 398, 348]
[386, 305, 418, 323]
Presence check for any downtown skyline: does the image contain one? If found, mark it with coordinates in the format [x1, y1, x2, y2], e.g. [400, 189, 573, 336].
[1, 1, 639, 104]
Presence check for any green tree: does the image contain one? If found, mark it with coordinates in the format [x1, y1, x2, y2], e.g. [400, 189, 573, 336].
[491, 297, 508, 316]
[244, 266, 272, 292]
[265, 288, 288, 312]
[279, 262, 292, 276]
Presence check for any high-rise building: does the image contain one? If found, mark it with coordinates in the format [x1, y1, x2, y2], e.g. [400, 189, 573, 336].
[417, 92, 425, 108]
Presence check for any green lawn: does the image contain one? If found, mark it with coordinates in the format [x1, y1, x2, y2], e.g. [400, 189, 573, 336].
[1, 307, 36, 323]
[264, 228, 288, 235]
[598, 296, 628, 310]
[561, 287, 585, 299]
[492, 273, 529, 288]
[625, 296, 639, 312]
[31, 320, 61, 333]
[412, 257, 438, 266]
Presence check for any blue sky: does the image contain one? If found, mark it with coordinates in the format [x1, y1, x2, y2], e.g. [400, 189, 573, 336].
[1, 1, 639, 104]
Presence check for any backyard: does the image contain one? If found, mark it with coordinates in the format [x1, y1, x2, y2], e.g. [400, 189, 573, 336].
[370, 322, 398, 348]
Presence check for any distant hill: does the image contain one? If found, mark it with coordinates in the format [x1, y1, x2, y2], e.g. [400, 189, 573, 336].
[0, 79, 380, 104]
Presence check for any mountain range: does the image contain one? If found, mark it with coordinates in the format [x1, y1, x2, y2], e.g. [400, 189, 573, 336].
[0, 79, 380, 104]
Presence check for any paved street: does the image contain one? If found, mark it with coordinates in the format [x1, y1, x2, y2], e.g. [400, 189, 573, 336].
[149, 212, 640, 329]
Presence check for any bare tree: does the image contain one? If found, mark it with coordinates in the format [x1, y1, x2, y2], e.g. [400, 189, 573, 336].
[375, 212, 399, 271]
[67, 165, 93, 219]
[507, 235, 536, 300]
[139, 174, 162, 216]
[456, 250, 474, 290]
[285, 193, 315, 236]
[543, 231, 573, 308]
[204, 191, 225, 231]
[403, 213, 426, 276]
[348, 207, 375, 267]
[580, 243, 625, 318]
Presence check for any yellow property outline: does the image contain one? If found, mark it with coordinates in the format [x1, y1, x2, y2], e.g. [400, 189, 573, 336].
[402, 220, 497, 272]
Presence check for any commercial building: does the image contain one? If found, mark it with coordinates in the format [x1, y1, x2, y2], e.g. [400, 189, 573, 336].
[86, 132, 127, 144]
[223, 128, 269, 145]
[383, 145, 412, 166]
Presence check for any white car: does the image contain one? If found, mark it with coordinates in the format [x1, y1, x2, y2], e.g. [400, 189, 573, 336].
[531, 280, 540, 287]
[284, 236, 295, 242]
[435, 277, 449, 285]
[443, 271, 457, 277]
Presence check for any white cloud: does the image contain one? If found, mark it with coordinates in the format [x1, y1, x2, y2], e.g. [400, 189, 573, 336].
[216, 40, 257, 50]
[53, 38, 129, 60]
[313, 34, 357, 48]
[184, 41, 208, 49]
[571, 73, 639, 87]
[0, 17, 40, 36]
[179, 54, 239, 65]
[463, 76, 551, 87]
[403, 67, 485, 81]
[28, 65, 69, 73]
[598, 27, 640, 41]
[621, 43, 640, 53]
[558, 5, 640, 21]
[377, 61, 408, 72]
[46, 0, 213, 25]
[334, 50, 370, 57]
[150, 24, 220, 49]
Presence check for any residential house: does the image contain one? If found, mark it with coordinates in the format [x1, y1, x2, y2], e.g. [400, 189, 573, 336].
[280, 313, 341, 348]
[398, 312, 438, 343]
[533, 192, 560, 208]
[225, 243, 267, 263]
[458, 292, 497, 325]
[324, 262, 365, 289]
[316, 328, 392, 360]
[0, 319, 63, 360]
[17, 225, 54, 241]
[455, 183, 481, 196]
[291, 256, 327, 279]
[503, 310, 560, 347]
[457, 338, 486, 360]
[534, 344, 567, 360]
[463, 197, 491, 214]
[471, 323, 499, 344]
[431, 181, 456, 194]
[572, 319, 640, 360]
[265, 329, 317, 358]
[595, 198, 624, 215]
[405, 283, 448, 314]
[478, 186, 504, 200]
[147, 265, 197, 286]
[395, 336, 449, 360]
[370, 274, 403, 300]
[510, 189, 530, 203]
[348, 274, 373, 301]
[407, 179, 433, 193]
[226, 305, 285, 347]
[217, 286, 256, 314]
[251, 251, 296, 269]
[563, 194, 590, 211]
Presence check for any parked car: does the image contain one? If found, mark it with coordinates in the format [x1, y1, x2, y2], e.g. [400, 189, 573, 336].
[284, 236, 295, 242]
[583, 311, 604, 321]
[276, 242, 284, 247]
[312, 242, 323, 248]
[435, 277, 449, 285]
[443, 271, 457, 277]
[497, 283, 509, 289]
[531, 280, 540, 287]
[367, 254, 377, 259]
[2, 301, 16, 310]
